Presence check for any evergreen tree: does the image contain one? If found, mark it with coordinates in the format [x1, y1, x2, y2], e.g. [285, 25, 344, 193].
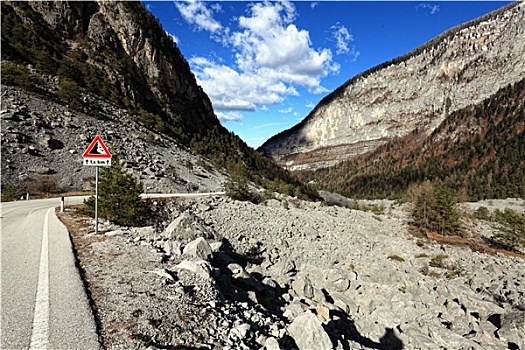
[84, 154, 148, 227]
[433, 185, 463, 236]
[224, 175, 260, 204]
[490, 208, 525, 251]
[409, 181, 463, 236]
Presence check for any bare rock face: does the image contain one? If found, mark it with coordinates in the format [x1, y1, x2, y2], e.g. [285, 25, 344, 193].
[4, 1, 218, 134]
[259, 2, 525, 171]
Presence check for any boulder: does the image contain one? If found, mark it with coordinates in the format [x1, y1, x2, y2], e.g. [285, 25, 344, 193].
[496, 312, 525, 348]
[163, 240, 182, 256]
[183, 237, 212, 260]
[291, 275, 314, 299]
[175, 258, 213, 280]
[288, 311, 333, 350]
[264, 337, 281, 350]
[323, 268, 350, 292]
[164, 212, 214, 241]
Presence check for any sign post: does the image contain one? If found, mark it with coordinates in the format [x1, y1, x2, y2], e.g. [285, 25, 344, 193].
[83, 135, 112, 234]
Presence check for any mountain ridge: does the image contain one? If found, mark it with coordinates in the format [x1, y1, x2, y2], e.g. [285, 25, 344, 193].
[299, 78, 525, 200]
[259, 1, 525, 172]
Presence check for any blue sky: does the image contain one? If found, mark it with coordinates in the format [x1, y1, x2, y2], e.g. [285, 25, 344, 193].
[143, 1, 512, 148]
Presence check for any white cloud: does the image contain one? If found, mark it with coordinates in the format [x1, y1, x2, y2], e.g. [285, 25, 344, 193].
[252, 122, 287, 130]
[216, 111, 244, 123]
[174, 0, 222, 33]
[417, 3, 440, 15]
[310, 2, 319, 10]
[190, 57, 297, 111]
[331, 23, 360, 60]
[176, 0, 340, 122]
[279, 107, 293, 113]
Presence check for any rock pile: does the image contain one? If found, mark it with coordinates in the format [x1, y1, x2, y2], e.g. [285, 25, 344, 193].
[1, 86, 225, 193]
[87, 195, 525, 349]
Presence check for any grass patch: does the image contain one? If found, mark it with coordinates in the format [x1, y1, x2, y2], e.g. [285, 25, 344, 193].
[429, 254, 448, 268]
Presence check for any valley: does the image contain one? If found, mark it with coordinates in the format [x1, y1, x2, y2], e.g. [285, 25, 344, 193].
[2, 1, 524, 349]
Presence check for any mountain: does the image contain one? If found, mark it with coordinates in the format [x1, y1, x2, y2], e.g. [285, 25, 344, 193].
[1, 1, 317, 199]
[259, 2, 525, 172]
[2, 1, 216, 137]
[304, 78, 525, 200]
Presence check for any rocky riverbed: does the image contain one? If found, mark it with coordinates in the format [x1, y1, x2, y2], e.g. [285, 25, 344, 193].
[62, 195, 525, 350]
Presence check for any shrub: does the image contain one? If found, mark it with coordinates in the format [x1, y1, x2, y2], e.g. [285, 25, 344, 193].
[57, 77, 81, 104]
[224, 176, 260, 204]
[35, 175, 60, 196]
[1, 182, 18, 202]
[429, 254, 448, 268]
[83, 154, 149, 227]
[1, 62, 41, 89]
[474, 206, 491, 221]
[445, 262, 464, 279]
[19, 175, 61, 197]
[488, 208, 525, 251]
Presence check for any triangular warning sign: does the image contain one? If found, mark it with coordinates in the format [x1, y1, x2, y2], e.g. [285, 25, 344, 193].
[83, 135, 112, 158]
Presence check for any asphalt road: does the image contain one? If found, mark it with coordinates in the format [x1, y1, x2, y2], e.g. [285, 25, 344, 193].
[1, 197, 100, 350]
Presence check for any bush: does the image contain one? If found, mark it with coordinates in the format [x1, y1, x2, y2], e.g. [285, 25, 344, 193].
[224, 176, 260, 204]
[83, 154, 149, 227]
[429, 254, 448, 268]
[474, 206, 491, 221]
[19, 175, 61, 197]
[489, 208, 525, 251]
[1, 62, 40, 89]
[1, 182, 18, 202]
[35, 175, 60, 196]
[57, 77, 81, 104]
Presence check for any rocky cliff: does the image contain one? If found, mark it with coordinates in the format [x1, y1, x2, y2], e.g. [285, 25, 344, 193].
[1, 1, 221, 193]
[259, 2, 525, 171]
[2, 1, 217, 134]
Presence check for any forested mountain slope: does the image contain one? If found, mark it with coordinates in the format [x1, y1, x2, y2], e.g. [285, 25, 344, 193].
[302, 79, 525, 200]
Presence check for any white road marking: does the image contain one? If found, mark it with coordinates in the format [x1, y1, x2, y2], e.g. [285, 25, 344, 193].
[29, 208, 51, 349]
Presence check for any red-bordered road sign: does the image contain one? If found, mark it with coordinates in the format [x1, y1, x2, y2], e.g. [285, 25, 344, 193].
[83, 135, 112, 166]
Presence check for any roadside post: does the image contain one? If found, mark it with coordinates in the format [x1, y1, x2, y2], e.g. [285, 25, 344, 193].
[82, 135, 112, 234]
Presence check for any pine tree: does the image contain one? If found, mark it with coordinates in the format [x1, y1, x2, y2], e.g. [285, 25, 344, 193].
[433, 184, 462, 236]
[409, 181, 463, 236]
[84, 154, 148, 226]
[491, 208, 525, 250]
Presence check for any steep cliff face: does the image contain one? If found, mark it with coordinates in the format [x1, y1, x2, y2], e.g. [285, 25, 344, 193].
[2, 1, 218, 135]
[259, 2, 525, 171]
